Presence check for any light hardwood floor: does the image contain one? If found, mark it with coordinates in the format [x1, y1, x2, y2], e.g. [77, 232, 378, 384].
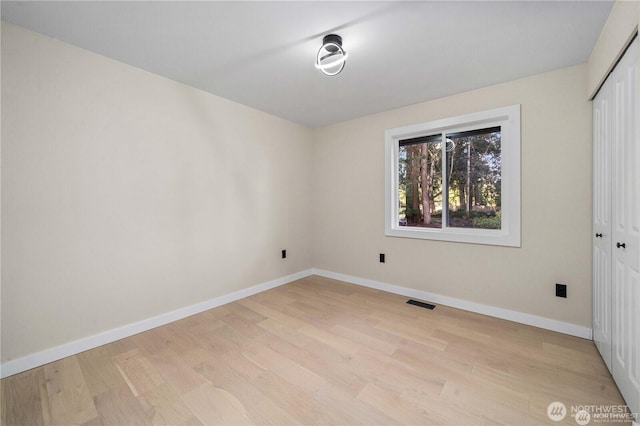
[1, 276, 630, 425]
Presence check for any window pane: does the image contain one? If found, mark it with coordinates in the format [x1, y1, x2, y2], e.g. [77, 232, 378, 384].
[398, 136, 443, 228]
[445, 128, 501, 229]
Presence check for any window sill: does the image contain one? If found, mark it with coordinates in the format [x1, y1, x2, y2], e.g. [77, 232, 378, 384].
[385, 224, 520, 247]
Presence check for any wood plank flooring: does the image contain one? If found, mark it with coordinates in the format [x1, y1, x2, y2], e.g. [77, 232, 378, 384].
[1, 275, 630, 425]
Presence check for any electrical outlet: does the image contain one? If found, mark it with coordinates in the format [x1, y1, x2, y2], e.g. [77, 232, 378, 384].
[281, 249, 286, 259]
[379, 253, 385, 263]
[556, 283, 567, 298]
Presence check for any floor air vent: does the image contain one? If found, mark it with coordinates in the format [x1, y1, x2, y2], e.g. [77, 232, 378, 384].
[406, 299, 436, 310]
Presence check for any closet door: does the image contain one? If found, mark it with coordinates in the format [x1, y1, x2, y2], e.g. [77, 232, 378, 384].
[610, 37, 639, 416]
[593, 73, 612, 370]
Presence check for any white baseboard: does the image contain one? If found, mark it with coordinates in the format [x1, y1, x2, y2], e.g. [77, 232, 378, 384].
[0, 269, 313, 379]
[1, 267, 593, 379]
[311, 268, 593, 340]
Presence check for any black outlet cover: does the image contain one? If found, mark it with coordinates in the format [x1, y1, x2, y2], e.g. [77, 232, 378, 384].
[282, 249, 286, 259]
[556, 283, 567, 298]
[379, 253, 385, 263]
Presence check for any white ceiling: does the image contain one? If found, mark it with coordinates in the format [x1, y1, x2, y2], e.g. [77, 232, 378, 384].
[1, 1, 613, 128]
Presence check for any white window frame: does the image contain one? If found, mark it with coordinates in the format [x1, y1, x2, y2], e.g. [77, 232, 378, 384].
[384, 104, 521, 247]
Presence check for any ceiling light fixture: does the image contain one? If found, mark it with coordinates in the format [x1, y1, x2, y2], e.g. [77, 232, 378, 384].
[315, 34, 348, 76]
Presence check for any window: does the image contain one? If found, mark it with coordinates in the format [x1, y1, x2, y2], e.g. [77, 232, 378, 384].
[385, 105, 520, 247]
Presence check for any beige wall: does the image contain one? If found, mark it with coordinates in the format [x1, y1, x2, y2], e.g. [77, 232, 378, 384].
[1, 23, 313, 363]
[587, 0, 639, 98]
[312, 64, 593, 328]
